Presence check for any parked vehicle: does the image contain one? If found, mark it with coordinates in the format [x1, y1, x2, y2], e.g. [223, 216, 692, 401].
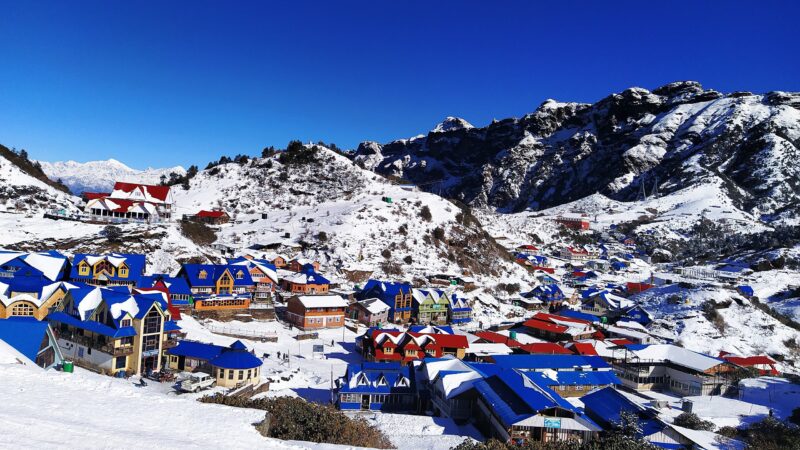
[179, 372, 216, 393]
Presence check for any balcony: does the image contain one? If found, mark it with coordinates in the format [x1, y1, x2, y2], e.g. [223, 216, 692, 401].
[162, 339, 179, 349]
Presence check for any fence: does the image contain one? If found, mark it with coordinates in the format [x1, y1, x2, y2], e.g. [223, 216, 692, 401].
[205, 324, 279, 342]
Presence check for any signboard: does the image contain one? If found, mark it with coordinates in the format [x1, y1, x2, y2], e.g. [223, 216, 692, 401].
[142, 349, 160, 358]
[312, 344, 324, 353]
[543, 418, 562, 429]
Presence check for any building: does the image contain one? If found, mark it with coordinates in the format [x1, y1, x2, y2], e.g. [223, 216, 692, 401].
[350, 298, 390, 327]
[580, 289, 634, 318]
[420, 357, 498, 420]
[286, 295, 347, 330]
[447, 293, 472, 324]
[358, 280, 413, 323]
[208, 340, 263, 388]
[227, 257, 278, 305]
[555, 216, 590, 230]
[165, 339, 224, 373]
[70, 253, 146, 288]
[522, 285, 565, 305]
[337, 362, 416, 412]
[47, 286, 180, 376]
[177, 264, 254, 311]
[191, 210, 230, 225]
[412, 288, 449, 325]
[472, 369, 600, 444]
[522, 312, 598, 342]
[0, 250, 70, 282]
[361, 329, 469, 363]
[84, 182, 174, 223]
[280, 268, 330, 295]
[0, 280, 78, 320]
[0, 317, 64, 369]
[287, 258, 320, 273]
[559, 246, 600, 263]
[611, 344, 740, 396]
[137, 275, 194, 311]
[719, 352, 780, 376]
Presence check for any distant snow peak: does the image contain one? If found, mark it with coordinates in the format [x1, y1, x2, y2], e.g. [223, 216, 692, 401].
[432, 117, 474, 133]
[38, 159, 186, 194]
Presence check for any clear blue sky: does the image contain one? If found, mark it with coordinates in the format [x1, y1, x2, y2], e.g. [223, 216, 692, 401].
[1, 1, 797, 168]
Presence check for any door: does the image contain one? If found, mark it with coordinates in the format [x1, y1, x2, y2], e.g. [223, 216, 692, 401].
[361, 395, 370, 410]
[178, 355, 186, 371]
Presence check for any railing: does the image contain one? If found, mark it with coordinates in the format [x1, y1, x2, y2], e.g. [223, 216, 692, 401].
[204, 323, 279, 340]
[162, 339, 179, 349]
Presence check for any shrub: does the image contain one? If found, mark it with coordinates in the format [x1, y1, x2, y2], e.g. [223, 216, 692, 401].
[102, 225, 123, 243]
[673, 412, 715, 431]
[420, 205, 432, 222]
[200, 394, 393, 448]
[403, 255, 413, 264]
[739, 416, 800, 450]
[179, 220, 216, 246]
[433, 227, 446, 241]
[317, 231, 328, 242]
[381, 248, 391, 259]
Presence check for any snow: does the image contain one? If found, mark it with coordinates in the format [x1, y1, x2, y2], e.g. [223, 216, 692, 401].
[294, 295, 348, 308]
[38, 159, 186, 194]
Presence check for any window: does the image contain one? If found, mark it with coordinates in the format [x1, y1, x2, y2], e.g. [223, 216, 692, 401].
[118, 266, 128, 278]
[228, 369, 234, 380]
[143, 309, 162, 334]
[238, 370, 244, 380]
[11, 303, 35, 316]
[120, 318, 131, 328]
[247, 369, 252, 379]
[143, 335, 159, 352]
[198, 270, 207, 280]
[236, 270, 244, 279]
[78, 262, 90, 276]
[94, 260, 114, 277]
[120, 336, 133, 346]
[217, 369, 224, 378]
[115, 356, 126, 369]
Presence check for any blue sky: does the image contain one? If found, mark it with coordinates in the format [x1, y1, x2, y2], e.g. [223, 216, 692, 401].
[0, 1, 797, 168]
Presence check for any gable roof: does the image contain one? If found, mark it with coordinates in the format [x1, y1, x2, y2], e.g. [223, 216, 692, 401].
[0, 317, 51, 362]
[138, 274, 193, 296]
[282, 268, 330, 285]
[180, 264, 254, 286]
[197, 210, 228, 218]
[70, 253, 146, 281]
[167, 340, 225, 361]
[0, 250, 69, 282]
[209, 340, 262, 369]
[111, 182, 171, 203]
[227, 257, 279, 284]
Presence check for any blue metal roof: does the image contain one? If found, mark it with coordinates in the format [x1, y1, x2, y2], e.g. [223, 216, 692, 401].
[491, 354, 611, 370]
[556, 309, 600, 323]
[409, 325, 454, 334]
[70, 253, 146, 282]
[526, 370, 620, 387]
[210, 340, 263, 369]
[138, 274, 193, 296]
[167, 340, 224, 360]
[47, 311, 137, 338]
[737, 285, 754, 297]
[339, 362, 413, 395]
[179, 264, 254, 287]
[580, 387, 665, 437]
[360, 280, 411, 299]
[0, 317, 51, 362]
[163, 320, 181, 332]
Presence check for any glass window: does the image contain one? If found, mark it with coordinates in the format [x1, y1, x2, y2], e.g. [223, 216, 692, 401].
[228, 369, 234, 380]
[238, 370, 244, 380]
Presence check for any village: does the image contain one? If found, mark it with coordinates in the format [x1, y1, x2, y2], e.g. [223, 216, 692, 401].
[1, 181, 798, 450]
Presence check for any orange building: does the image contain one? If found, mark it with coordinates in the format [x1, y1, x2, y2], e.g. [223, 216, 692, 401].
[280, 269, 330, 295]
[286, 295, 348, 329]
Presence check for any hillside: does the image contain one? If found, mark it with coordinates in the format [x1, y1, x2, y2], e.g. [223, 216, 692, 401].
[38, 159, 186, 194]
[0, 144, 81, 214]
[354, 82, 800, 221]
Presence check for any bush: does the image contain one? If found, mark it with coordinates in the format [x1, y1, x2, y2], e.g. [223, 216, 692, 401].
[381, 248, 391, 259]
[200, 394, 393, 448]
[739, 416, 800, 450]
[420, 205, 432, 222]
[179, 220, 216, 246]
[403, 255, 413, 265]
[102, 225, 123, 243]
[317, 231, 328, 242]
[433, 227, 446, 241]
[673, 412, 715, 431]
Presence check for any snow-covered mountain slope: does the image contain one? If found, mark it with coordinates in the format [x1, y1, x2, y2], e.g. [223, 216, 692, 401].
[355, 82, 800, 220]
[174, 145, 532, 289]
[38, 158, 186, 194]
[0, 145, 81, 214]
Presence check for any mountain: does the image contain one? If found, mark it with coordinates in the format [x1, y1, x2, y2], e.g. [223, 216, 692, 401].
[0, 144, 80, 214]
[354, 81, 800, 220]
[38, 159, 186, 194]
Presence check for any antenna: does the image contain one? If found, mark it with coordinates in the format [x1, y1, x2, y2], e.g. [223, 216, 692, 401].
[651, 175, 659, 199]
[638, 174, 648, 202]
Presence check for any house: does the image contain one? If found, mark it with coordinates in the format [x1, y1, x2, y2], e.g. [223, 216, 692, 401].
[286, 294, 347, 330]
[412, 288, 449, 325]
[513, 295, 543, 311]
[719, 352, 780, 376]
[0, 250, 70, 282]
[228, 257, 279, 305]
[523, 312, 597, 342]
[474, 331, 523, 349]
[581, 388, 699, 448]
[555, 216, 590, 230]
[472, 369, 600, 444]
[419, 357, 499, 420]
[465, 343, 514, 361]
[559, 246, 599, 262]
[350, 298, 390, 327]
[0, 280, 79, 320]
[280, 267, 330, 295]
[580, 289, 634, 318]
[137, 275, 194, 311]
[736, 285, 755, 298]
[620, 304, 653, 326]
[47, 286, 180, 376]
[518, 343, 573, 356]
[358, 280, 413, 323]
[447, 293, 472, 324]
[70, 253, 146, 288]
[337, 362, 416, 412]
[165, 340, 224, 373]
[287, 258, 320, 273]
[191, 209, 230, 225]
[0, 317, 64, 369]
[362, 329, 469, 363]
[177, 264, 254, 310]
[536, 273, 559, 286]
[84, 182, 174, 222]
[612, 344, 740, 396]
[522, 285, 565, 305]
[207, 340, 263, 388]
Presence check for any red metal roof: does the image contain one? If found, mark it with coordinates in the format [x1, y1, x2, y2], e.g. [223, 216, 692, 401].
[474, 331, 522, 348]
[523, 319, 568, 334]
[113, 182, 171, 202]
[197, 210, 228, 218]
[519, 343, 573, 355]
[570, 342, 599, 356]
[432, 334, 469, 349]
[533, 311, 592, 325]
[83, 192, 110, 200]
